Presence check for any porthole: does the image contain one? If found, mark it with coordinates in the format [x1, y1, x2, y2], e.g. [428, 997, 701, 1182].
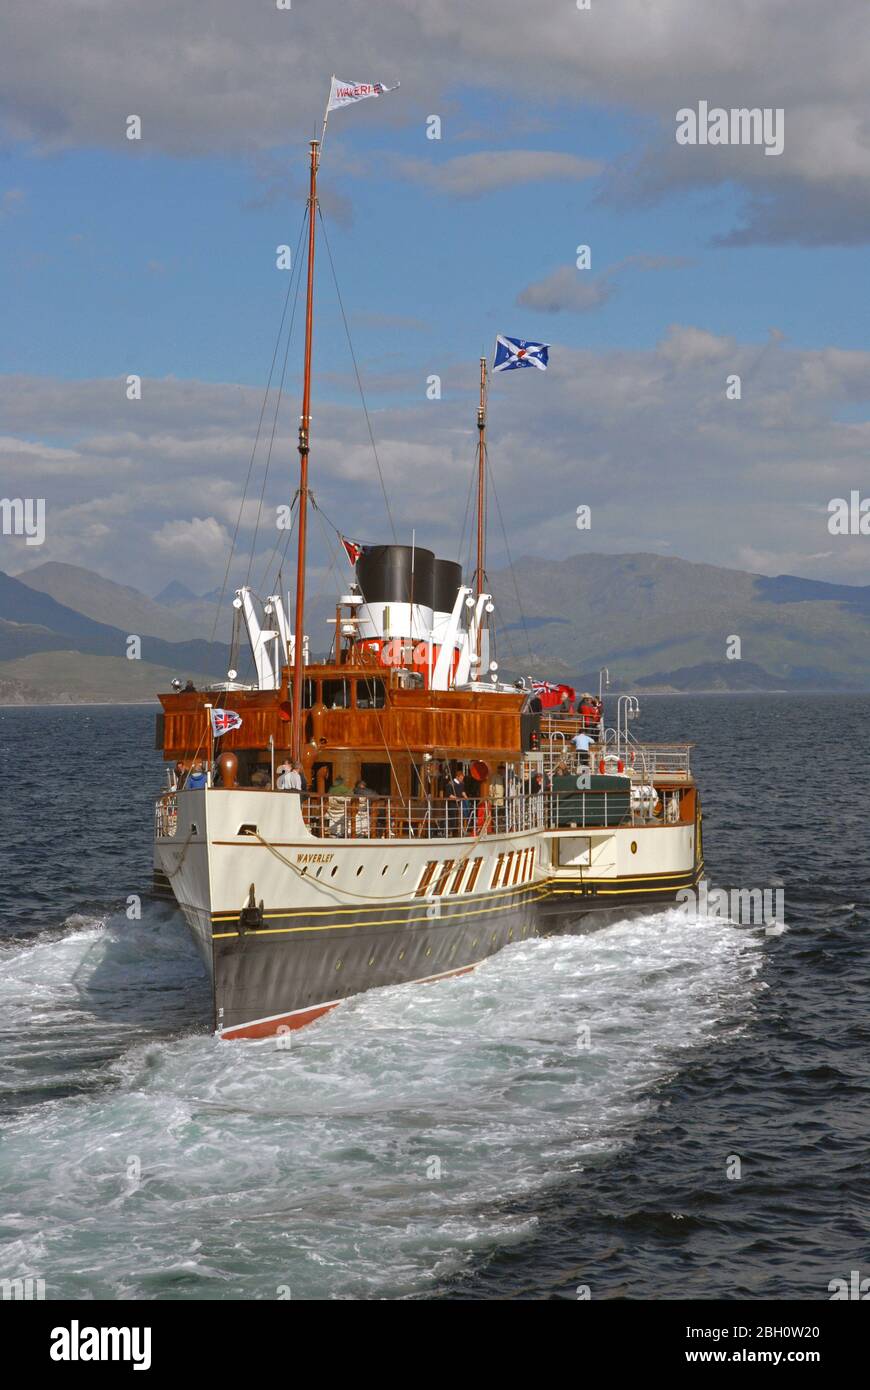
[300, 866, 308, 876]
[425, 948, 431, 957]
[402, 863, 409, 874]
[381, 865, 388, 876]
[316, 867, 323, 877]
[331, 866, 338, 877]
[398, 950, 405, 960]
[630, 841, 638, 854]
[334, 960, 342, 971]
[368, 956, 375, 966]
[508, 929, 513, 940]
[356, 866, 364, 876]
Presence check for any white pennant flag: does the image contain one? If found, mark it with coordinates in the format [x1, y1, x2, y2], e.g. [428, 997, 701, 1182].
[326, 77, 400, 114]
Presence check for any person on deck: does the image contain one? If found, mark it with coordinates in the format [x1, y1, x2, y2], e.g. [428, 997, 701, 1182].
[571, 729, 592, 767]
[186, 762, 208, 789]
[327, 776, 353, 836]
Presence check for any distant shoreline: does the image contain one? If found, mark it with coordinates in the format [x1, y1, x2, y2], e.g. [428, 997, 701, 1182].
[2, 689, 868, 710]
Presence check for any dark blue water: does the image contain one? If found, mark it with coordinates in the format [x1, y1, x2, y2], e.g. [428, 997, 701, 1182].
[0, 697, 867, 1299]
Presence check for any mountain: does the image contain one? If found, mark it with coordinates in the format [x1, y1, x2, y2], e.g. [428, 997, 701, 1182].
[0, 571, 233, 699]
[488, 552, 870, 690]
[17, 562, 217, 642]
[0, 652, 219, 705]
[3, 553, 869, 701]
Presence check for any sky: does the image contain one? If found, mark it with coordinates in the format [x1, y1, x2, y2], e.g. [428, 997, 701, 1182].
[1, 0, 869, 600]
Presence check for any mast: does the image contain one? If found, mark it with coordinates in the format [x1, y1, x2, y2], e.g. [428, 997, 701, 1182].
[474, 355, 488, 674]
[291, 139, 319, 761]
[475, 355, 487, 597]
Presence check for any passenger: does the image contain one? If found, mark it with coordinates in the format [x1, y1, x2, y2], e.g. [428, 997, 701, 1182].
[173, 760, 185, 789]
[448, 769, 465, 835]
[183, 679, 196, 692]
[570, 728, 592, 766]
[186, 761, 208, 789]
[294, 760, 308, 793]
[578, 694, 598, 729]
[353, 778, 376, 835]
[276, 759, 295, 790]
[327, 776, 352, 836]
[250, 765, 270, 788]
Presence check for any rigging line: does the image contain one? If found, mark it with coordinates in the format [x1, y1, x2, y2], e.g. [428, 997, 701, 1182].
[244, 218, 307, 587]
[316, 206, 398, 542]
[209, 207, 308, 645]
[310, 499, 345, 661]
[456, 441, 478, 575]
[486, 451, 534, 667]
[256, 489, 299, 598]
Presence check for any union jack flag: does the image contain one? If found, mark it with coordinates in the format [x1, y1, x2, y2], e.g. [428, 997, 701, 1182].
[211, 708, 243, 737]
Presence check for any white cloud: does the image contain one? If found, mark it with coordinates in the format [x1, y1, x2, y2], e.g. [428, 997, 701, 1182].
[2, 334, 870, 591]
[1, 3, 867, 241]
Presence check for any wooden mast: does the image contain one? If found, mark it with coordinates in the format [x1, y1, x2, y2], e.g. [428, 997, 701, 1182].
[475, 355, 488, 672]
[291, 139, 319, 761]
[475, 355, 487, 597]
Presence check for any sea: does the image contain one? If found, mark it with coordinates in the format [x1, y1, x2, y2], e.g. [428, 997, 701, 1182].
[0, 695, 867, 1301]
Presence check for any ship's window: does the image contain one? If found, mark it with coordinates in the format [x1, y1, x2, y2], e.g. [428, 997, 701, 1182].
[356, 677, 386, 710]
[190, 824, 198, 835]
[490, 853, 505, 889]
[322, 679, 351, 709]
[416, 862, 438, 897]
[450, 862, 468, 894]
[433, 861, 454, 895]
[361, 762, 391, 797]
[516, 850, 527, 884]
[237, 824, 258, 836]
[465, 858, 483, 892]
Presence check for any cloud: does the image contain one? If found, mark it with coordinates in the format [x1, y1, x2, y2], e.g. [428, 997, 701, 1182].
[4, 330, 870, 594]
[153, 516, 232, 569]
[396, 150, 602, 197]
[516, 253, 688, 314]
[517, 265, 615, 314]
[0, 2, 867, 242]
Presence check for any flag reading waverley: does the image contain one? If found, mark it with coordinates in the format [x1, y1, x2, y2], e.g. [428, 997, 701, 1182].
[151, 85, 704, 1041]
[326, 77, 400, 113]
[493, 335, 550, 373]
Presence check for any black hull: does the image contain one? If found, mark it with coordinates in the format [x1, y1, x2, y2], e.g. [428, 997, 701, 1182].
[207, 866, 702, 1038]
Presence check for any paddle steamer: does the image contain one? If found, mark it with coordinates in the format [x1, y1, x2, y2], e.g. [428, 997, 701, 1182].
[153, 134, 703, 1040]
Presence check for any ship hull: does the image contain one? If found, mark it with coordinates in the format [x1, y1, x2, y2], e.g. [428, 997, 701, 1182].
[153, 788, 702, 1039]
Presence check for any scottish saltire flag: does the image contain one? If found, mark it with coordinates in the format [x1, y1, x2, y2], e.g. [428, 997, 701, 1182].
[326, 77, 400, 113]
[211, 709, 243, 737]
[493, 335, 550, 373]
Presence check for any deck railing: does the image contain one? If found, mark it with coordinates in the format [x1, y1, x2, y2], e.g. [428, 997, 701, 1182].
[296, 791, 673, 839]
[155, 783, 688, 842]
